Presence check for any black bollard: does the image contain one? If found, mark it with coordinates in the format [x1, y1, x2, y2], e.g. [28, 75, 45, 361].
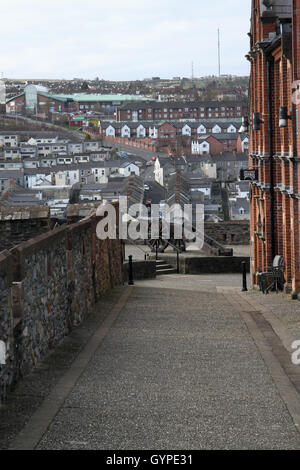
[128, 255, 134, 285]
[177, 250, 179, 274]
[242, 261, 248, 292]
[144, 253, 147, 261]
[156, 240, 158, 260]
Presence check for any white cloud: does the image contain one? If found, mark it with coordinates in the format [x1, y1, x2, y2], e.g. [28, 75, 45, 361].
[0, 0, 251, 79]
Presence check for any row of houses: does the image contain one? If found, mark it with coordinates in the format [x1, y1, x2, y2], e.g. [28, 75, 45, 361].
[0, 159, 141, 194]
[0, 133, 104, 158]
[100, 120, 243, 139]
[116, 100, 248, 121]
[99, 121, 249, 155]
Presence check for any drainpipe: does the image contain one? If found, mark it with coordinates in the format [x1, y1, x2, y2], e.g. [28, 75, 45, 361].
[266, 53, 276, 261]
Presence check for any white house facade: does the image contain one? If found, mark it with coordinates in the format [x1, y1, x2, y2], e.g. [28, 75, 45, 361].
[118, 162, 140, 177]
[136, 125, 146, 138]
[121, 125, 131, 138]
[182, 124, 192, 136]
[191, 140, 210, 155]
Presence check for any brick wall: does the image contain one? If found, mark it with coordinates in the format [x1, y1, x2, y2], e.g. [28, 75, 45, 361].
[0, 211, 123, 402]
[248, 0, 300, 292]
[117, 102, 248, 122]
[104, 135, 158, 151]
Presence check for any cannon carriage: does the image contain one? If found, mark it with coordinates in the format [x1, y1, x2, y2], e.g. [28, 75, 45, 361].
[145, 219, 187, 253]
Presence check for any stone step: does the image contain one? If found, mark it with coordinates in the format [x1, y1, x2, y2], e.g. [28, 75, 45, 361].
[156, 267, 178, 275]
[155, 258, 178, 275]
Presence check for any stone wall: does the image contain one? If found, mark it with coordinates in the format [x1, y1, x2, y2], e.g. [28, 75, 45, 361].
[0, 251, 13, 402]
[152, 253, 250, 275]
[122, 260, 156, 282]
[0, 206, 50, 252]
[0, 211, 122, 402]
[205, 221, 250, 245]
[66, 203, 100, 224]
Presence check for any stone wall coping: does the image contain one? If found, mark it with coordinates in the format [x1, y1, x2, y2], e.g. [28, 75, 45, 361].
[10, 225, 68, 259]
[0, 206, 50, 220]
[67, 217, 93, 235]
[0, 250, 12, 280]
[205, 221, 250, 226]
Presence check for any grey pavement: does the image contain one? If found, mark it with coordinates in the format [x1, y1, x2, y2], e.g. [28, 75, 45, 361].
[243, 288, 300, 350]
[2, 274, 300, 450]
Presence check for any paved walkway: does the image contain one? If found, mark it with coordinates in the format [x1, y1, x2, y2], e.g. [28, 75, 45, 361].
[2, 274, 300, 450]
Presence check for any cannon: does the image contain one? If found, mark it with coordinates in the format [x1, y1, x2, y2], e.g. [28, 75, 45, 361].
[146, 219, 187, 253]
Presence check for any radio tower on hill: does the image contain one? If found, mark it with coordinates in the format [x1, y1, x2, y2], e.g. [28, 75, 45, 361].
[218, 29, 221, 76]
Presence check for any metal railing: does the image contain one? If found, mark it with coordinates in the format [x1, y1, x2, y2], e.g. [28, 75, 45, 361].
[125, 236, 181, 274]
[125, 237, 150, 260]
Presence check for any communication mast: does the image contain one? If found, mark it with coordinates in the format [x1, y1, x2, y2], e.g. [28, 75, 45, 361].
[218, 29, 221, 76]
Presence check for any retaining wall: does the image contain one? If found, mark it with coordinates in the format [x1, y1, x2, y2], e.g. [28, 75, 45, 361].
[0, 212, 122, 402]
[205, 221, 250, 245]
[151, 253, 250, 275]
[122, 260, 156, 282]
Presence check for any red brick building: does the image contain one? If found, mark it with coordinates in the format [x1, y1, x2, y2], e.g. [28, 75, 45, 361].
[247, 0, 300, 293]
[117, 100, 248, 122]
[157, 122, 177, 140]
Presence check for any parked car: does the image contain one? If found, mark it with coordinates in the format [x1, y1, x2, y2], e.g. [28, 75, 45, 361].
[117, 151, 128, 159]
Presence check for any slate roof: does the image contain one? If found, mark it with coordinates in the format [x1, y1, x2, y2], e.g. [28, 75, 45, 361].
[79, 184, 103, 191]
[231, 198, 250, 215]
[195, 133, 239, 141]
[23, 160, 123, 175]
[237, 181, 250, 191]
[101, 120, 241, 130]
[210, 153, 248, 162]
[0, 170, 24, 180]
[0, 185, 48, 207]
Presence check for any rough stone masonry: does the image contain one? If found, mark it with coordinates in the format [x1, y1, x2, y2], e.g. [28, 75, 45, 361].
[0, 210, 123, 402]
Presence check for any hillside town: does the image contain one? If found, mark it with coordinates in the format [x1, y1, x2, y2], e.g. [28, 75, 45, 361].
[0, 113, 250, 228]
[1, 0, 300, 454]
[0, 78, 250, 230]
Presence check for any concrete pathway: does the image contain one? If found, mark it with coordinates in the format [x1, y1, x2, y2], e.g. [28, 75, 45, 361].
[2, 274, 300, 450]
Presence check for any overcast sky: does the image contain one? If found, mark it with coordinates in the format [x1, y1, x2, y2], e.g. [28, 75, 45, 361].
[1, 0, 251, 80]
